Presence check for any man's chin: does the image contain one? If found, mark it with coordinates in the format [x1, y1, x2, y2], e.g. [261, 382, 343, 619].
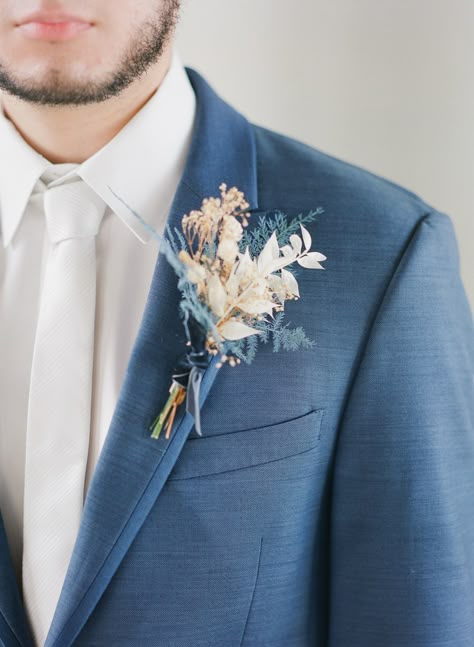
[0, 67, 116, 106]
[0, 84, 99, 107]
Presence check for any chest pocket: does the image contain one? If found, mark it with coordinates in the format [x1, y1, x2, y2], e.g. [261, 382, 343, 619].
[168, 407, 325, 480]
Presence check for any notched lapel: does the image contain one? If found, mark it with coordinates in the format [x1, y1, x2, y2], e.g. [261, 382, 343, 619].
[0, 514, 35, 647]
[44, 67, 259, 647]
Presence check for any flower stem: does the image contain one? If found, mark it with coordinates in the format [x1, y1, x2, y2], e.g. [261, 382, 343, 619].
[150, 382, 186, 439]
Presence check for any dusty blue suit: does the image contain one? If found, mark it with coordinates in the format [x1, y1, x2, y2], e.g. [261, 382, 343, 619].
[1, 66, 473, 647]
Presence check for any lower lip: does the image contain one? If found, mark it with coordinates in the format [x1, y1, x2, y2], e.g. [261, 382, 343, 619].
[16, 21, 92, 40]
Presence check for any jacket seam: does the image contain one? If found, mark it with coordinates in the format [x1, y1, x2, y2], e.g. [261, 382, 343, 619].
[332, 208, 435, 446]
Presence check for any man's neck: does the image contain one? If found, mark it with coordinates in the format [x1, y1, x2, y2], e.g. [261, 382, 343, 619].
[0, 47, 172, 165]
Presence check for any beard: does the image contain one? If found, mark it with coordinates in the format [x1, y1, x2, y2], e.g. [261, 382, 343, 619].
[0, 0, 181, 106]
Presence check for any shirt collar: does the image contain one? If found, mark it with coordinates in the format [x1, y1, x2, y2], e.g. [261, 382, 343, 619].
[0, 48, 196, 248]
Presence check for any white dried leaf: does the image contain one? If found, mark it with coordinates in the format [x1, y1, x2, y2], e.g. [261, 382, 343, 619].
[297, 253, 326, 269]
[257, 231, 280, 273]
[280, 244, 295, 258]
[264, 255, 296, 275]
[300, 224, 312, 251]
[219, 320, 262, 340]
[289, 234, 302, 255]
[281, 268, 300, 297]
[207, 274, 227, 317]
[312, 251, 327, 261]
[238, 298, 275, 315]
[235, 245, 255, 277]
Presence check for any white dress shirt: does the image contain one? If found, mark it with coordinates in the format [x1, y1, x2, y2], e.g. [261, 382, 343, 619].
[0, 48, 196, 594]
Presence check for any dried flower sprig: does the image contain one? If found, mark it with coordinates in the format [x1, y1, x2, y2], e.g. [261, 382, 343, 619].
[176, 184, 326, 349]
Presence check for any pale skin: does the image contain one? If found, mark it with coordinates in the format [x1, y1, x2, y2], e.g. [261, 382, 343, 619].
[0, 0, 181, 163]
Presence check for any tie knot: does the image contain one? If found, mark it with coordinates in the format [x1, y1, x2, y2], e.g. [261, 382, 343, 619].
[43, 180, 107, 244]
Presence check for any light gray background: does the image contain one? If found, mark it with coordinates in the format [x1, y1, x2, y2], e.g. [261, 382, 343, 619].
[176, 0, 474, 311]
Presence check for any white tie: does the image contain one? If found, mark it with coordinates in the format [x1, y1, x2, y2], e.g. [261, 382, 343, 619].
[22, 179, 107, 646]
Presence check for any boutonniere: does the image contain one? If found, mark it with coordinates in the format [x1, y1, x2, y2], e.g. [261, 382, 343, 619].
[109, 183, 327, 440]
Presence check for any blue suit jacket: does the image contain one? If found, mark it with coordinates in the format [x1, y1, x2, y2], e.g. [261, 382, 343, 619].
[1, 66, 473, 647]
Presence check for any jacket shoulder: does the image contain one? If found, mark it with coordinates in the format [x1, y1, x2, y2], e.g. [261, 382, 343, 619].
[252, 123, 437, 233]
[250, 124, 463, 350]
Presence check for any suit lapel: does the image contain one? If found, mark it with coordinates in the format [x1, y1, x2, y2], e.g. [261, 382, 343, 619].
[44, 67, 259, 647]
[0, 514, 34, 646]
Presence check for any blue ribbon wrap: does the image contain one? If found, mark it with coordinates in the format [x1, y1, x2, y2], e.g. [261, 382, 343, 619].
[171, 312, 210, 436]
